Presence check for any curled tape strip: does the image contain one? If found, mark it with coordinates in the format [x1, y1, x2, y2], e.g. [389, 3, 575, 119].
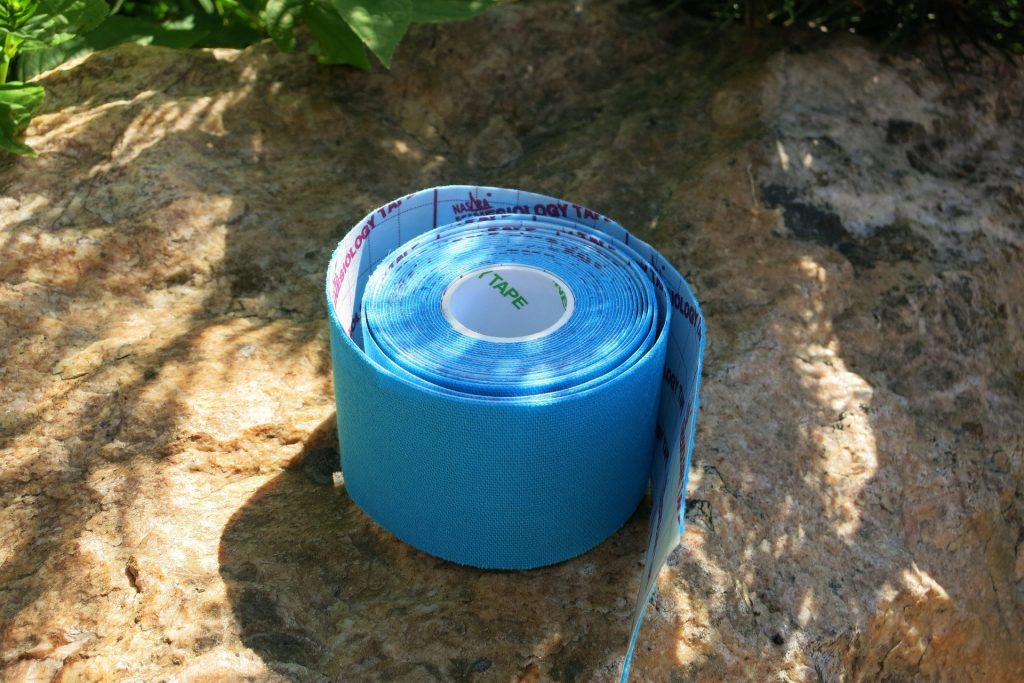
[325, 186, 705, 680]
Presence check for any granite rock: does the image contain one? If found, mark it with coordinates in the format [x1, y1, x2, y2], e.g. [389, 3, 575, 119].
[1, 3, 1022, 681]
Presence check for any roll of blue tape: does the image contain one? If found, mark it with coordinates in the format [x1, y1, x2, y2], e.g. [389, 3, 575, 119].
[326, 187, 705, 680]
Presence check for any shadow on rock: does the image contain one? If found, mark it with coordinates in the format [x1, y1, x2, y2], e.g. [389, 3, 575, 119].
[219, 415, 670, 682]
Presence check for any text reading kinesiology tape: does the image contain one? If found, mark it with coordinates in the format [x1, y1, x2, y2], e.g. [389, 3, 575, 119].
[325, 186, 705, 681]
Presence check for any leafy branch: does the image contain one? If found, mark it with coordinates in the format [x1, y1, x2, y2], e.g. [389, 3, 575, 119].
[1, 0, 108, 154]
[0, 0, 497, 156]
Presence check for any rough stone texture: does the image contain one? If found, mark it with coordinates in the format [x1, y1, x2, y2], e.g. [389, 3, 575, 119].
[1, 2, 1022, 681]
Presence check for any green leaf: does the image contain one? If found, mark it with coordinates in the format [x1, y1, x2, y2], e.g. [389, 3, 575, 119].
[329, 0, 410, 67]
[15, 14, 210, 80]
[227, 0, 271, 16]
[192, 0, 267, 47]
[411, 0, 495, 23]
[262, 0, 304, 51]
[12, 36, 83, 79]
[4, 0, 109, 50]
[302, 1, 369, 68]
[193, 18, 262, 48]
[0, 81, 44, 155]
[13, 29, 97, 80]
[0, 1, 43, 33]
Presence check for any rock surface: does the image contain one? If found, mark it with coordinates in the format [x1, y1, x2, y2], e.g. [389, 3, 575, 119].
[2, 2, 1023, 681]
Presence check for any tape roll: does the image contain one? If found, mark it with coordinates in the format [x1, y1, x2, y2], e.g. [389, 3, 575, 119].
[362, 220, 662, 397]
[326, 187, 704, 678]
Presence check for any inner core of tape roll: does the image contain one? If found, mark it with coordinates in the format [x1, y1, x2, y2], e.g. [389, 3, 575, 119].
[441, 264, 575, 343]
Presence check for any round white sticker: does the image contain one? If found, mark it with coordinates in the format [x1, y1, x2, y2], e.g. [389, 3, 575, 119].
[441, 264, 575, 343]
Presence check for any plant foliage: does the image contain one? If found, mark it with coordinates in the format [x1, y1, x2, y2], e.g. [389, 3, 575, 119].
[666, 0, 1024, 56]
[1, 0, 109, 155]
[0, 0, 496, 155]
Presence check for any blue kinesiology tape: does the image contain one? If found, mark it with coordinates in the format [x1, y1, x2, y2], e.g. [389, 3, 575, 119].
[325, 186, 705, 680]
